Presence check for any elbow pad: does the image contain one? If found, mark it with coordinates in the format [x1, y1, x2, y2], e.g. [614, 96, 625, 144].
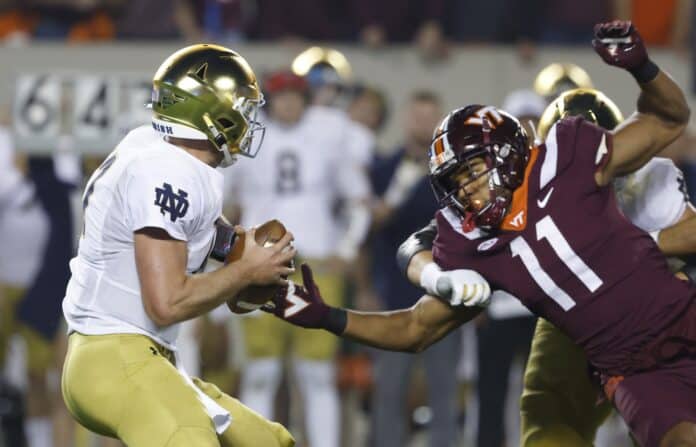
[396, 219, 437, 275]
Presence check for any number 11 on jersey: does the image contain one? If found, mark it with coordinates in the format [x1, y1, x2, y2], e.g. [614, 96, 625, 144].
[510, 215, 603, 311]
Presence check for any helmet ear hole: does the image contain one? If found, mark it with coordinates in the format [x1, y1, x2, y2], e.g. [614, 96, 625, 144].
[217, 117, 236, 129]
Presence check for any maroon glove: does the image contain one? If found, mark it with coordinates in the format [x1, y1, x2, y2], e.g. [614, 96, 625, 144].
[592, 20, 658, 83]
[264, 263, 347, 335]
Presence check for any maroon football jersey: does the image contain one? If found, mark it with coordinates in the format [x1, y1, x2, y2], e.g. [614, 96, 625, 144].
[433, 116, 695, 375]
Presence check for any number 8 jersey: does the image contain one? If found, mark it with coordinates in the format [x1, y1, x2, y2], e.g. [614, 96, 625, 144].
[433, 116, 695, 375]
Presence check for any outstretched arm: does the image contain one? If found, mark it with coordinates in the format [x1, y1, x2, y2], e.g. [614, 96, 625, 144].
[342, 295, 481, 352]
[593, 20, 690, 185]
[267, 264, 482, 352]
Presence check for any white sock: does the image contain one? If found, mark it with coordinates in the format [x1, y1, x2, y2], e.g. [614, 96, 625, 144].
[25, 417, 53, 447]
[239, 358, 282, 419]
[293, 360, 340, 447]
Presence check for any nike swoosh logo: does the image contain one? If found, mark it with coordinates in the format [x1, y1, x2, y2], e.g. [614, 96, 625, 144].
[537, 187, 554, 208]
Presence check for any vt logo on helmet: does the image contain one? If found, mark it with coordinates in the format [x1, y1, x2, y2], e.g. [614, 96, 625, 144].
[429, 105, 529, 231]
[151, 44, 265, 167]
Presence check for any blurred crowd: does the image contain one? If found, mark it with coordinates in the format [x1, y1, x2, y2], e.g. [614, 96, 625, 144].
[0, 0, 691, 58]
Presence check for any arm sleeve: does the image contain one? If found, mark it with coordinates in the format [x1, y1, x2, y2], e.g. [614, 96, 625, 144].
[334, 135, 373, 260]
[336, 120, 373, 202]
[345, 120, 375, 169]
[124, 159, 199, 241]
[549, 117, 614, 191]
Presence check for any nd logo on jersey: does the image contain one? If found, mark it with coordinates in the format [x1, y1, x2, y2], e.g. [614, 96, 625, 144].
[155, 183, 189, 222]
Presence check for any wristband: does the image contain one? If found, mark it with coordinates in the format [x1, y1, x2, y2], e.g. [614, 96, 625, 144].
[324, 307, 347, 335]
[629, 59, 659, 84]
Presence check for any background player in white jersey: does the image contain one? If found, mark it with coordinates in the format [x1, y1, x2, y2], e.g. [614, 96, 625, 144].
[224, 69, 372, 447]
[0, 122, 82, 447]
[60, 44, 296, 447]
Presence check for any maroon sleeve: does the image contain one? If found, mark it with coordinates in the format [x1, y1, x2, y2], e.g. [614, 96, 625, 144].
[432, 210, 471, 271]
[550, 116, 614, 192]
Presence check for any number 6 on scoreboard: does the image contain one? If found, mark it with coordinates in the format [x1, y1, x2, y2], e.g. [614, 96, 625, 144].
[13, 74, 61, 139]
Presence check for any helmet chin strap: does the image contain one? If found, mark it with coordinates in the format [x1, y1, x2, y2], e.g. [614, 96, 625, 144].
[218, 144, 238, 167]
[201, 114, 239, 168]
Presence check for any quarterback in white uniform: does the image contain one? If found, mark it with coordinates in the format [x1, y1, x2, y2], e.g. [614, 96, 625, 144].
[61, 44, 296, 447]
[224, 70, 372, 447]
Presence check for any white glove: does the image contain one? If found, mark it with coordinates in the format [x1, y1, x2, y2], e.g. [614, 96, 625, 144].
[419, 262, 491, 307]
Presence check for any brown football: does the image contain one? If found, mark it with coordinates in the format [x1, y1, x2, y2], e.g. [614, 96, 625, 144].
[226, 219, 290, 314]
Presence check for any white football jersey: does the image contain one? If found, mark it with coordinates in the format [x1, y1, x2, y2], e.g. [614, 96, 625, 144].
[614, 157, 689, 232]
[225, 106, 369, 259]
[63, 125, 223, 349]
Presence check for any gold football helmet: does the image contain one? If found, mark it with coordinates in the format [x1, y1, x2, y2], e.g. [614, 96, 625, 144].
[151, 44, 264, 167]
[537, 88, 624, 141]
[533, 63, 594, 100]
[291, 46, 352, 83]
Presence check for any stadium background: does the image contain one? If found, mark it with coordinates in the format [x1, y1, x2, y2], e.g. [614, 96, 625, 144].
[0, 1, 694, 447]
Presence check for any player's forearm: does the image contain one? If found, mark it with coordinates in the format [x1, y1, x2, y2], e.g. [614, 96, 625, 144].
[636, 70, 690, 127]
[161, 263, 253, 325]
[657, 214, 696, 256]
[335, 199, 371, 261]
[343, 306, 463, 353]
[342, 308, 427, 352]
[341, 295, 477, 352]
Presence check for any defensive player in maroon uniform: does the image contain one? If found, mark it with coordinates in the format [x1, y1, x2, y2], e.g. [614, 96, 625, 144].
[265, 21, 695, 447]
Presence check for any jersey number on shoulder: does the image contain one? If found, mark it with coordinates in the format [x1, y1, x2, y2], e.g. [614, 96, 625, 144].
[510, 215, 603, 310]
[81, 153, 117, 235]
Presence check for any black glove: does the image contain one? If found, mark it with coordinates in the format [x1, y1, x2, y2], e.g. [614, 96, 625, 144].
[264, 263, 347, 335]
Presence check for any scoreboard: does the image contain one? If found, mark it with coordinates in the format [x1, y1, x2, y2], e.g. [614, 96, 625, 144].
[12, 73, 152, 155]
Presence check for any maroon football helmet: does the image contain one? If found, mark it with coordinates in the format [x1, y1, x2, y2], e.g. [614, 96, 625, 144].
[429, 105, 529, 230]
